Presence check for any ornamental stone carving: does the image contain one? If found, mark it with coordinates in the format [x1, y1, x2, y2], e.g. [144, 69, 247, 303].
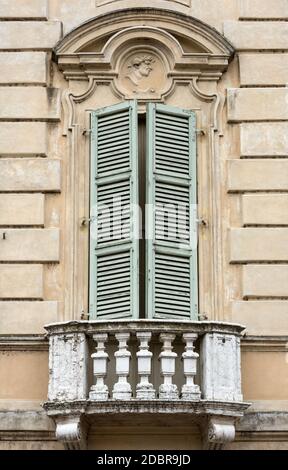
[203, 417, 236, 450]
[55, 415, 88, 450]
[55, 10, 234, 108]
[118, 50, 167, 99]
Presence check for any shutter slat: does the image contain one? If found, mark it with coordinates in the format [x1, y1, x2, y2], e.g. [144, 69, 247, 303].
[156, 141, 190, 153]
[98, 113, 129, 126]
[156, 123, 189, 136]
[98, 152, 130, 163]
[156, 154, 189, 165]
[98, 128, 129, 140]
[155, 133, 190, 144]
[98, 148, 130, 159]
[156, 114, 189, 127]
[98, 158, 131, 169]
[146, 103, 198, 320]
[90, 101, 139, 320]
[98, 140, 130, 152]
[97, 123, 130, 135]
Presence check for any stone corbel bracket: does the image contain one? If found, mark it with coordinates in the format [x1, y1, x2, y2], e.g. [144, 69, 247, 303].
[55, 414, 88, 450]
[203, 416, 236, 450]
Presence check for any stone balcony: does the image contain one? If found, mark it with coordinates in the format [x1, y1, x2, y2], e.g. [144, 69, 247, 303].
[43, 320, 250, 450]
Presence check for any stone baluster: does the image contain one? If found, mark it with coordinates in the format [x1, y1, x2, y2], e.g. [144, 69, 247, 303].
[112, 332, 132, 400]
[136, 331, 156, 399]
[181, 333, 201, 400]
[89, 333, 109, 401]
[159, 333, 178, 400]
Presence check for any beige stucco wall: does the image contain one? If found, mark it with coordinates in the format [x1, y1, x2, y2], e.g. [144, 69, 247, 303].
[0, 0, 287, 450]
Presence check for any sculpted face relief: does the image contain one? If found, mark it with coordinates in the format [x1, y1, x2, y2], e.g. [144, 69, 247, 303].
[126, 55, 155, 86]
[117, 50, 168, 98]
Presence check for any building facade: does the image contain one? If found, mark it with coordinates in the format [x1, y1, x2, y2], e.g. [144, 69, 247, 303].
[0, 0, 287, 450]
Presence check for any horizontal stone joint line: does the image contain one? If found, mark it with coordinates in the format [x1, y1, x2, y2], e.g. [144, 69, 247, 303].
[0, 19, 48, 22]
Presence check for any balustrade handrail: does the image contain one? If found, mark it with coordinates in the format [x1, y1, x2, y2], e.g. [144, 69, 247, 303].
[46, 319, 245, 405]
[44, 319, 245, 337]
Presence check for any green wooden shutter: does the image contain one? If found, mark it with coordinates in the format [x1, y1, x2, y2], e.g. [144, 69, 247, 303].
[89, 101, 139, 320]
[146, 103, 198, 320]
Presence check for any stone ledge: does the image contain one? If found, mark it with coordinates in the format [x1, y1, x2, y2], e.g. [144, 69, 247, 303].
[0, 410, 54, 432]
[44, 319, 245, 337]
[237, 411, 288, 432]
[44, 399, 249, 449]
[241, 336, 288, 352]
[44, 399, 250, 419]
[0, 335, 48, 351]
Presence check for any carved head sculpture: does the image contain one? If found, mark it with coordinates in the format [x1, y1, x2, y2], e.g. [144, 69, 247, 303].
[126, 55, 155, 86]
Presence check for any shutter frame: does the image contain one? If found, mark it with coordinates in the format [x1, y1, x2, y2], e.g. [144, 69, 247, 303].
[146, 103, 198, 320]
[89, 100, 139, 320]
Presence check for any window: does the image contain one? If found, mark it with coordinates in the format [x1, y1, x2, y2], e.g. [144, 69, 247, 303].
[89, 100, 198, 320]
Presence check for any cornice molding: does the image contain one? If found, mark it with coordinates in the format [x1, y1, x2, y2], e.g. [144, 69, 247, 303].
[54, 8, 234, 57]
[241, 335, 288, 352]
[0, 335, 48, 351]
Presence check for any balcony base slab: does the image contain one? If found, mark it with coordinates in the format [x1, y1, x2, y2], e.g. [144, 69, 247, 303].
[43, 399, 250, 450]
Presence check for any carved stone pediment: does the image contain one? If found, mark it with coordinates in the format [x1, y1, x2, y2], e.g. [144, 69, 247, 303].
[55, 8, 234, 102]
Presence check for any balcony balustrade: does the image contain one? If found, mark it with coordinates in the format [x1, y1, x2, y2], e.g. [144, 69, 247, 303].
[43, 320, 249, 450]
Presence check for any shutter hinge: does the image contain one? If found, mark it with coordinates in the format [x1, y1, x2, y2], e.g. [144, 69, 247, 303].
[196, 129, 206, 136]
[82, 128, 92, 136]
[196, 218, 208, 227]
[199, 313, 208, 321]
[81, 216, 96, 227]
[80, 311, 90, 320]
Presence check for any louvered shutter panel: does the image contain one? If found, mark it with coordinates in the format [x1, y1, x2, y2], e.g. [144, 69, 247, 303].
[146, 103, 198, 320]
[89, 101, 139, 319]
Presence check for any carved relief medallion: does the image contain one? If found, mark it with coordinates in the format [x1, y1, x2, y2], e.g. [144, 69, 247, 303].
[117, 50, 167, 99]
